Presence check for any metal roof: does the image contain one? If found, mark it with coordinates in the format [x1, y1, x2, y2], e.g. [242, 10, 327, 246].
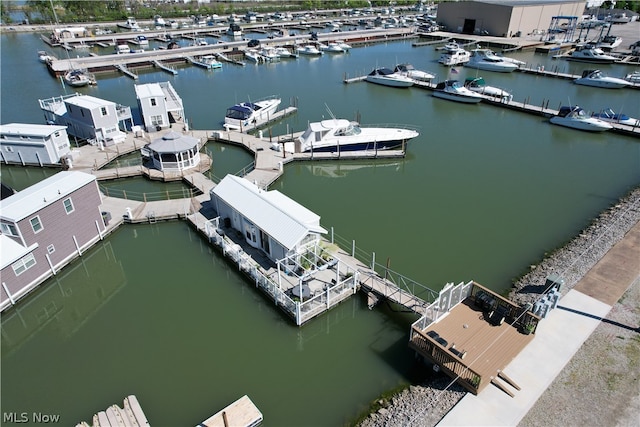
[134, 82, 165, 99]
[0, 235, 37, 269]
[0, 123, 67, 137]
[0, 171, 96, 222]
[65, 94, 115, 109]
[211, 175, 326, 250]
[149, 131, 199, 153]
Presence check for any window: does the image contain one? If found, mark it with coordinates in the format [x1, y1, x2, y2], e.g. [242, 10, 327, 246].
[12, 253, 36, 276]
[150, 115, 163, 126]
[101, 106, 107, 116]
[63, 198, 74, 214]
[47, 244, 55, 254]
[30, 216, 43, 233]
[150, 98, 157, 107]
[54, 131, 60, 137]
[5, 146, 13, 152]
[1, 223, 18, 236]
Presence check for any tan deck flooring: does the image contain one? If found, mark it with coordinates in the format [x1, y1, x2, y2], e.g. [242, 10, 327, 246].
[425, 300, 534, 388]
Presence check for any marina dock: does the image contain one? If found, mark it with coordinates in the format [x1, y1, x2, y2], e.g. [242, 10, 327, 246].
[75, 395, 150, 427]
[197, 395, 263, 427]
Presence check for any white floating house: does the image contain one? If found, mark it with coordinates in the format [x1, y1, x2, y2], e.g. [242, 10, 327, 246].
[38, 94, 133, 147]
[143, 131, 201, 172]
[134, 82, 185, 132]
[210, 175, 327, 263]
[0, 123, 71, 166]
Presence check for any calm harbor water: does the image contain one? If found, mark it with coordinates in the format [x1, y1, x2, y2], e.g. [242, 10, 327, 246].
[1, 28, 639, 426]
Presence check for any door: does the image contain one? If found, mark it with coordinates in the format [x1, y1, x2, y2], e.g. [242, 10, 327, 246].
[462, 19, 476, 34]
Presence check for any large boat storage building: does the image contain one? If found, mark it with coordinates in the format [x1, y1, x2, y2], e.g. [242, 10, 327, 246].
[436, 0, 586, 38]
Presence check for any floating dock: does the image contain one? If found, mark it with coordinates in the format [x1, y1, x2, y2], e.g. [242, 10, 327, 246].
[197, 395, 263, 427]
[76, 395, 150, 427]
[115, 63, 138, 79]
[152, 59, 178, 75]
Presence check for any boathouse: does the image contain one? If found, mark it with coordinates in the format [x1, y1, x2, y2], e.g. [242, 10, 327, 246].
[436, 0, 586, 37]
[134, 82, 185, 132]
[0, 123, 71, 166]
[143, 131, 202, 172]
[38, 94, 133, 147]
[0, 171, 106, 312]
[209, 175, 327, 264]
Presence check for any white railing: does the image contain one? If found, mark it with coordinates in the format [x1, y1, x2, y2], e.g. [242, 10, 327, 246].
[203, 218, 357, 325]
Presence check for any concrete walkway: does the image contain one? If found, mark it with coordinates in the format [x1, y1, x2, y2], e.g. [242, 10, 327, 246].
[437, 221, 640, 426]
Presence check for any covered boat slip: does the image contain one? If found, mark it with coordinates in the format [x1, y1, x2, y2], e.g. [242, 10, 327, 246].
[409, 281, 538, 395]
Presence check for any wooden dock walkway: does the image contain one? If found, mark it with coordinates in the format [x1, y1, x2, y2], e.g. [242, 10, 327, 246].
[75, 395, 150, 427]
[197, 395, 263, 427]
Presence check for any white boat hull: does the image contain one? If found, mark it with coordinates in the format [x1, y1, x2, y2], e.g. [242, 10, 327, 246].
[365, 76, 414, 87]
[224, 98, 281, 129]
[549, 117, 612, 131]
[464, 62, 518, 72]
[433, 91, 482, 103]
[574, 77, 629, 88]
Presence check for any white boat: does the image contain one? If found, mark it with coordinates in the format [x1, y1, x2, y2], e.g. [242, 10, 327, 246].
[591, 108, 639, 126]
[192, 55, 222, 69]
[464, 48, 522, 72]
[37, 50, 54, 63]
[244, 49, 263, 63]
[574, 69, 629, 88]
[365, 67, 414, 87]
[224, 96, 281, 130]
[393, 63, 435, 81]
[273, 47, 298, 58]
[134, 35, 149, 45]
[227, 23, 242, 37]
[549, 106, 613, 132]
[438, 47, 471, 66]
[115, 43, 131, 54]
[63, 69, 95, 87]
[567, 45, 617, 63]
[335, 40, 352, 51]
[118, 17, 140, 31]
[624, 71, 640, 83]
[259, 47, 280, 62]
[606, 13, 631, 24]
[296, 45, 323, 55]
[598, 35, 622, 50]
[297, 118, 419, 152]
[321, 42, 345, 53]
[432, 80, 483, 103]
[463, 77, 512, 101]
[154, 15, 166, 28]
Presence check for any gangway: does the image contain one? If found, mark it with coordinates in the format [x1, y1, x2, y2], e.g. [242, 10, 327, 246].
[115, 64, 138, 79]
[152, 59, 178, 75]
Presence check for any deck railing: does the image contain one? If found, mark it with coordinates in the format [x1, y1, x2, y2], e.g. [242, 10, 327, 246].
[202, 218, 357, 325]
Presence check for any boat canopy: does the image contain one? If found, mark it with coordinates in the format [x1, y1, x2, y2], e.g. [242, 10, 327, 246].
[225, 103, 259, 120]
[369, 67, 395, 76]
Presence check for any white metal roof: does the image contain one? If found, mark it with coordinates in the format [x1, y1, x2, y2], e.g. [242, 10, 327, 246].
[0, 171, 97, 222]
[211, 175, 326, 250]
[0, 235, 37, 269]
[65, 94, 115, 109]
[0, 123, 67, 137]
[134, 82, 165, 99]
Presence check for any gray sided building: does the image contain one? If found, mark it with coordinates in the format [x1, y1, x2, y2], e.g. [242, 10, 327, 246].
[0, 171, 106, 312]
[437, 0, 586, 37]
[134, 82, 185, 133]
[0, 123, 71, 166]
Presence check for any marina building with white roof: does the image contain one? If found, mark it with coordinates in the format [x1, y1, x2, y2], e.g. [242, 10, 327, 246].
[0, 123, 71, 166]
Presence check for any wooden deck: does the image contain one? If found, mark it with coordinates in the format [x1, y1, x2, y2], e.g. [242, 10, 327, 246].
[198, 395, 262, 427]
[409, 283, 538, 395]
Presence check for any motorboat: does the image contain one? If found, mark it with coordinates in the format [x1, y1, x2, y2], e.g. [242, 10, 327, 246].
[432, 80, 483, 103]
[567, 45, 617, 63]
[118, 17, 140, 31]
[134, 35, 149, 46]
[574, 69, 629, 88]
[624, 71, 640, 83]
[297, 118, 419, 152]
[192, 55, 222, 69]
[320, 42, 345, 53]
[463, 77, 512, 101]
[37, 50, 54, 63]
[598, 35, 622, 50]
[116, 43, 131, 54]
[259, 47, 280, 62]
[334, 40, 352, 51]
[365, 67, 414, 87]
[438, 47, 471, 66]
[591, 108, 639, 126]
[63, 69, 95, 87]
[440, 41, 462, 52]
[549, 106, 613, 132]
[244, 49, 263, 63]
[296, 45, 323, 55]
[154, 15, 166, 28]
[273, 47, 298, 58]
[393, 63, 435, 81]
[227, 23, 242, 37]
[464, 48, 522, 72]
[224, 96, 281, 130]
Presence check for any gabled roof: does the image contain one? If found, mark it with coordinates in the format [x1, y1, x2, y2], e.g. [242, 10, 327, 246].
[211, 175, 326, 250]
[0, 171, 97, 222]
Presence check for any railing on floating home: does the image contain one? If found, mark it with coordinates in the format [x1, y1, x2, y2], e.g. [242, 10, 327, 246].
[99, 185, 199, 202]
[202, 217, 359, 325]
[408, 281, 541, 394]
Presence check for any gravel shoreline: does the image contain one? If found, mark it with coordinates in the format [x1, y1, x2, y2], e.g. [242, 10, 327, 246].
[357, 186, 640, 427]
